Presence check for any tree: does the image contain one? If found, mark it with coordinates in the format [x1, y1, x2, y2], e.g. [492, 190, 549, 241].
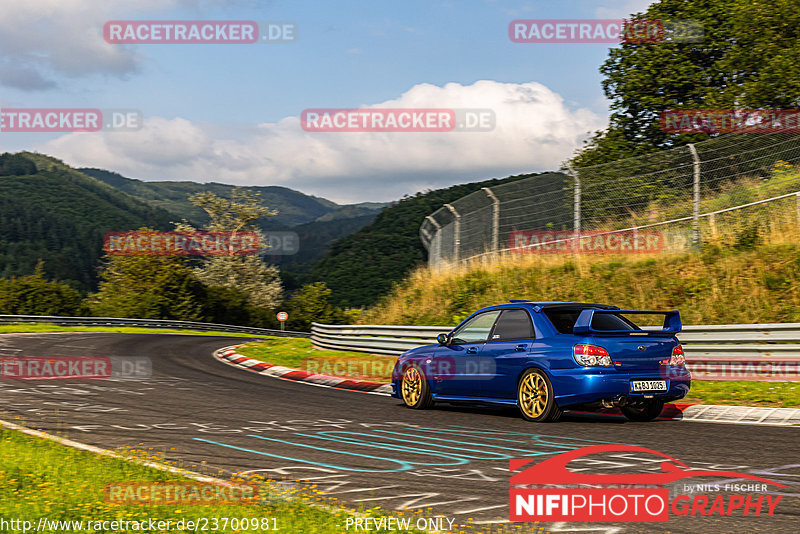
[0, 153, 37, 176]
[192, 254, 283, 309]
[285, 282, 345, 330]
[188, 188, 277, 233]
[0, 262, 83, 315]
[571, 0, 800, 167]
[87, 252, 206, 320]
[201, 285, 252, 325]
[186, 188, 283, 309]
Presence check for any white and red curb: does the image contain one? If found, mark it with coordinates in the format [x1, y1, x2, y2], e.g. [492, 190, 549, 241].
[214, 346, 393, 396]
[214, 346, 800, 426]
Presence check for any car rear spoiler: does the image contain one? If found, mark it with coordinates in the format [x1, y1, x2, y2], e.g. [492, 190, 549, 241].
[573, 309, 682, 336]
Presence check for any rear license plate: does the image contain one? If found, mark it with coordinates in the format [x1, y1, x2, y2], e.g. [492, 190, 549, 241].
[630, 380, 667, 392]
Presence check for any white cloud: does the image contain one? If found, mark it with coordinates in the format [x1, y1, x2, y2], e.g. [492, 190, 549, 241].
[594, 0, 654, 19]
[0, 0, 241, 90]
[36, 80, 605, 203]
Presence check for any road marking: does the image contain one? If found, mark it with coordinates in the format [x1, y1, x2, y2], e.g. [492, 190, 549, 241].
[194, 437, 423, 472]
[353, 492, 480, 510]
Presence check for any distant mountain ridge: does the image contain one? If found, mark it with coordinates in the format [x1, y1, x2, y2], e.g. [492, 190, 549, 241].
[77, 166, 389, 272]
[78, 167, 386, 228]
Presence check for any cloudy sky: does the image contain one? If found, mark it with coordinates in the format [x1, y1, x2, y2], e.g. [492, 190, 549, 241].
[0, 0, 653, 203]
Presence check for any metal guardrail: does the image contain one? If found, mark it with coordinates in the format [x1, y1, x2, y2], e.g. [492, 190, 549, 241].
[311, 323, 443, 355]
[0, 315, 310, 338]
[311, 322, 800, 380]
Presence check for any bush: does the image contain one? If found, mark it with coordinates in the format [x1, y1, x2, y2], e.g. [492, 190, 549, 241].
[284, 282, 346, 331]
[0, 264, 83, 316]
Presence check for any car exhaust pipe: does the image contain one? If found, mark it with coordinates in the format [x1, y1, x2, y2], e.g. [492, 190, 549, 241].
[601, 395, 628, 409]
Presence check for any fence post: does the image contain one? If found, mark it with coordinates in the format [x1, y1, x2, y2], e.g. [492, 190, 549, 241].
[796, 192, 800, 226]
[444, 203, 461, 263]
[424, 215, 442, 267]
[567, 163, 581, 253]
[688, 143, 701, 247]
[481, 187, 500, 254]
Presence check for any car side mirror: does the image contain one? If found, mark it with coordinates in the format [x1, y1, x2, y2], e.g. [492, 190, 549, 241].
[436, 333, 449, 345]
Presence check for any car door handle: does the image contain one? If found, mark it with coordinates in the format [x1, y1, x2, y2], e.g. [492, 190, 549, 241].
[515, 344, 527, 352]
[466, 347, 478, 354]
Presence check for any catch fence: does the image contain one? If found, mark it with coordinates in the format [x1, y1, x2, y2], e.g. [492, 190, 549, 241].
[421, 132, 800, 266]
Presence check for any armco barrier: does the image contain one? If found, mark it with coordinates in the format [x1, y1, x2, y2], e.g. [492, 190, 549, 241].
[0, 315, 309, 338]
[311, 322, 800, 381]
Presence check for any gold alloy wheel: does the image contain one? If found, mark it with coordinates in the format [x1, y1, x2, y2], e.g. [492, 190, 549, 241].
[401, 366, 422, 406]
[519, 372, 549, 419]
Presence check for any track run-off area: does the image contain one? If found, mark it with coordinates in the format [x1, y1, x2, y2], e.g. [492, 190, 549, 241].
[1, 332, 798, 533]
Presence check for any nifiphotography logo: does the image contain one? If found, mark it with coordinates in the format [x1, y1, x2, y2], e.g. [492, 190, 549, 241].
[509, 444, 785, 523]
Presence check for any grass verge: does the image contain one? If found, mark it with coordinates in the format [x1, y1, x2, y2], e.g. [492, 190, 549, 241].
[683, 381, 800, 408]
[0, 425, 424, 533]
[236, 338, 396, 382]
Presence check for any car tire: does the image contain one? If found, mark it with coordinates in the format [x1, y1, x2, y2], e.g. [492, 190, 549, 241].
[517, 368, 562, 422]
[621, 400, 664, 422]
[400, 364, 433, 409]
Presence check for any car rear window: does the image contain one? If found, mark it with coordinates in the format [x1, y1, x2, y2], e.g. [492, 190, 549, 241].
[544, 308, 638, 334]
[490, 309, 534, 341]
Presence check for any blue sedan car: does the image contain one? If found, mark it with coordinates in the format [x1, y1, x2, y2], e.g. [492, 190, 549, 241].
[391, 301, 691, 422]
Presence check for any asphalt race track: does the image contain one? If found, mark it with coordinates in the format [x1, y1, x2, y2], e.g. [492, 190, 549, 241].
[1, 333, 798, 533]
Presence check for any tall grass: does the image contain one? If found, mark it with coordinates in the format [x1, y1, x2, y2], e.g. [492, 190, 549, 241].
[362, 191, 800, 326]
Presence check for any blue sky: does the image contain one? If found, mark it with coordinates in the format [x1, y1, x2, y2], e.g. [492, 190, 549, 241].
[0, 0, 653, 203]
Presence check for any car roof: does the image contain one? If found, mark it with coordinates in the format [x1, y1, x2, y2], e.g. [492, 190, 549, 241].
[479, 301, 619, 312]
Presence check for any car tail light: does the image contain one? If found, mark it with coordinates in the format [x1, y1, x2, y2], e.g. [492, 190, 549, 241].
[670, 344, 685, 366]
[574, 344, 612, 367]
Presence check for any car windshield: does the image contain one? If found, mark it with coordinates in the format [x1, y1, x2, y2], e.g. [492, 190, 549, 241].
[544, 308, 638, 334]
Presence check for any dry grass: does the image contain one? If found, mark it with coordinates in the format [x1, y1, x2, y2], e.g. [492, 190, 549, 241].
[362, 198, 800, 326]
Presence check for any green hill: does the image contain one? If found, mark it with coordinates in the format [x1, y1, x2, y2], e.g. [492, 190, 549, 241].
[270, 213, 379, 267]
[78, 167, 339, 228]
[78, 168, 387, 270]
[0, 153, 175, 289]
[306, 172, 557, 308]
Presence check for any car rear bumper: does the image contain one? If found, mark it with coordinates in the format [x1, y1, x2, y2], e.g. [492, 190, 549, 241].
[550, 367, 691, 407]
